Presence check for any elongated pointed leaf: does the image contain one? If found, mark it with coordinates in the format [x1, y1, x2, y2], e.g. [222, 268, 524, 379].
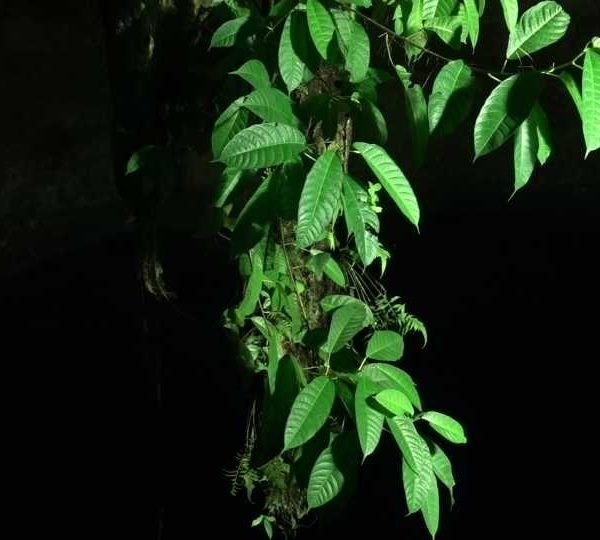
[499, 0, 518, 31]
[428, 60, 475, 136]
[463, 0, 479, 50]
[374, 388, 414, 416]
[214, 168, 243, 207]
[284, 376, 336, 450]
[345, 20, 370, 83]
[431, 443, 455, 505]
[366, 330, 404, 361]
[279, 12, 308, 94]
[425, 16, 462, 48]
[319, 253, 346, 287]
[513, 113, 538, 195]
[231, 176, 273, 253]
[421, 411, 467, 444]
[243, 88, 299, 126]
[354, 97, 388, 146]
[342, 177, 372, 266]
[531, 102, 552, 165]
[507, 1, 570, 60]
[230, 59, 271, 90]
[403, 457, 434, 514]
[321, 295, 375, 325]
[582, 49, 600, 157]
[210, 17, 249, 48]
[353, 143, 420, 228]
[306, 0, 335, 59]
[473, 72, 542, 159]
[363, 363, 422, 410]
[422, 0, 459, 21]
[297, 150, 344, 248]
[387, 416, 429, 473]
[236, 247, 264, 318]
[324, 303, 369, 354]
[212, 98, 249, 159]
[403, 83, 429, 168]
[477, 0, 485, 15]
[220, 123, 306, 169]
[421, 472, 440, 539]
[355, 375, 385, 460]
[559, 71, 583, 115]
[307, 441, 345, 508]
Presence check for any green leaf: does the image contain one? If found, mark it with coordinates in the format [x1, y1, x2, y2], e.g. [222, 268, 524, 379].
[270, 0, 299, 19]
[342, 177, 370, 266]
[477, 0, 485, 15]
[336, 0, 372, 6]
[499, 0, 518, 31]
[582, 49, 600, 157]
[421, 411, 467, 444]
[279, 11, 309, 94]
[559, 71, 583, 115]
[428, 60, 475, 136]
[355, 375, 385, 460]
[306, 0, 335, 59]
[284, 376, 336, 450]
[425, 16, 462, 48]
[263, 518, 273, 539]
[307, 440, 345, 508]
[387, 416, 429, 472]
[513, 113, 538, 196]
[231, 177, 273, 253]
[210, 16, 249, 48]
[220, 123, 306, 169]
[431, 443, 455, 505]
[531, 102, 552, 165]
[236, 247, 264, 318]
[374, 388, 414, 416]
[267, 330, 284, 395]
[353, 143, 420, 228]
[297, 150, 344, 248]
[212, 98, 249, 159]
[345, 20, 370, 83]
[366, 330, 405, 361]
[421, 472, 440, 539]
[473, 72, 543, 159]
[321, 295, 375, 324]
[230, 59, 271, 90]
[506, 1, 570, 60]
[214, 168, 243, 208]
[243, 88, 299, 126]
[403, 457, 434, 514]
[402, 83, 429, 168]
[324, 303, 369, 354]
[322, 255, 346, 287]
[362, 363, 422, 410]
[463, 0, 479, 50]
[422, 0, 459, 21]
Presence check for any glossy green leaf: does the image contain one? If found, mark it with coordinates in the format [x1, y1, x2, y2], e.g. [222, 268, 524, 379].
[220, 123, 306, 169]
[387, 416, 429, 473]
[324, 303, 370, 354]
[270, 0, 299, 18]
[422, 0, 459, 21]
[342, 177, 372, 266]
[279, 11, 308, 94]
[243, 88, 299, 126]
[214, 168, 243, 208]
[321, 295, 375, 324]
[323, 256, 346, 287]
[559, 71, 583, 115]
[513, 113, 538, 196]
[421, 411, 467, 444]
[366, 330, 405, 361]
[355, 375, 385, 460]
[306, 0, 335, 59]
[284, 376, 336, 450]
[532, 102, 552, 165]
[403, 456, 434, 515]
[362, 363, 422, 410]
[212, 98, 249, 159]
[374, 388, 414, 416]
[431, 443, 456, 505]
[421, 472, 440, 539]
[210, 16, 249, 48]
[473, 72, 542, 159]
[336, 0, 372, 6]
[230, 59, 271, 90]
[506, 1, 570, 60]
[353, 143, 420, 228]
[457, 3, 468, 44]
[428, 60, 475, 136]
[477, 0, 485, 15]
[425, 16, 462, 48]
[236, 248, 264, 319]
[296, 150, 343, 248]
[403, 83, 429, 168]
[307, 441, 345, 508]
[499, 0, 518, 31]
[582, 49, 600, 157]
[463, 0, 479, 50]
[345, 20, 370, 83]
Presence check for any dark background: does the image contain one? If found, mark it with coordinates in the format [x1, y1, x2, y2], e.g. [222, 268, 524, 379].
[2, 1, 599, 539]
